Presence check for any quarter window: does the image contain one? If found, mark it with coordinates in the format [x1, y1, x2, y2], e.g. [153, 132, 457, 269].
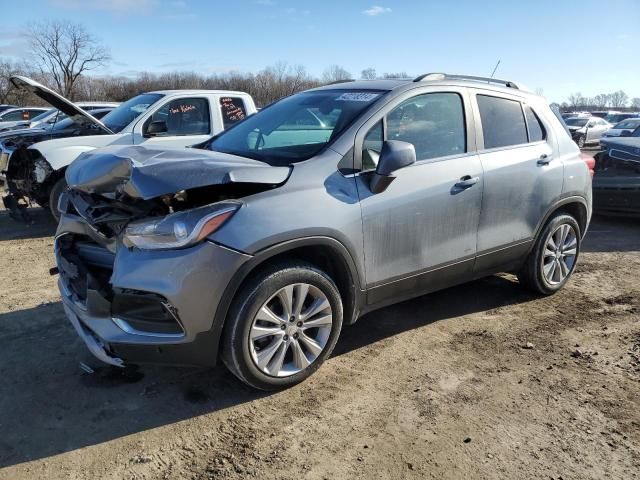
[220, 97, 247, 129]
[149, 98, 210, 136]
[524, 106, 546, 142]
[477, 95, 528, 149]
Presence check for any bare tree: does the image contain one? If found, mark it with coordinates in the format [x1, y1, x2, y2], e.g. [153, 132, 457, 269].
[592, 94, 608, 108]
[609, 90, 628, 108]
[0, 57, 45, 105]
[26, 20, 110, 99]
[382, 72, 409, 79]
[360, 68, 377, 80]
[567, 92, 585, 108]
[632, 97, 640, 109]
[322, 65, 352, 83]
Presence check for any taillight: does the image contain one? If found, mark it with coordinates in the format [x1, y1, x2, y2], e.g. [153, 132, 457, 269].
[580, 153, 595, 179]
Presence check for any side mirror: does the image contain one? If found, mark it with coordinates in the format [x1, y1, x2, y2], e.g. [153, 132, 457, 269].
[145, 120, 168, 137]
[369, 140, 416, 194]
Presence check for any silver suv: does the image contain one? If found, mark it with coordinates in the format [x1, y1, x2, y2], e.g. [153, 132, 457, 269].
[54, 73, 593, 390]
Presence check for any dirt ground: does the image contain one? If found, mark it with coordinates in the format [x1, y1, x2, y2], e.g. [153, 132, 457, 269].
[0, 204, 638, 480]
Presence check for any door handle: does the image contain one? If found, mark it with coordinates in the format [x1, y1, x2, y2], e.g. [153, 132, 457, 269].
[454, 175, 479, 189]
[537, 154, 553, 165]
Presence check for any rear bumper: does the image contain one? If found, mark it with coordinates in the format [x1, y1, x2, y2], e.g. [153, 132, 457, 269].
[56, 213, 252, 367]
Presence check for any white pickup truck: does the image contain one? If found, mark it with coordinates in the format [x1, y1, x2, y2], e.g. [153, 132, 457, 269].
[2, 76, 257, 220]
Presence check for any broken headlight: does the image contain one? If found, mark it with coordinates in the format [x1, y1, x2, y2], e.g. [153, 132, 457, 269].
[123, 201, 240, 250]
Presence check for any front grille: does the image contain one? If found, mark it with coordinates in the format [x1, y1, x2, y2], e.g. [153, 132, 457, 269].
[57, 234, 115, 302]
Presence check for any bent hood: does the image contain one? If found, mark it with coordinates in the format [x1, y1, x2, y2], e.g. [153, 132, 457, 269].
[66, 145, 291, 199]
[10, 76, 113, 135]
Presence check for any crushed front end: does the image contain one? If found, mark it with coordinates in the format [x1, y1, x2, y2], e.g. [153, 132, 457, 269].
[54, 145, 289, 367]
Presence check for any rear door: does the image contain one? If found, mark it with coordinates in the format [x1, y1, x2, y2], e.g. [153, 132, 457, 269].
[472, 92, 563, 272]
[355, 88, 484, 304]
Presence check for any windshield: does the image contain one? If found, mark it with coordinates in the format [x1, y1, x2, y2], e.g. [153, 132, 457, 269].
[613, 119, 640, 130]
[31, 108, 57, 123]
[564, 118, 589, 127]
[604, 114, 630, 124]
[101, 93, 164, 133]
[209, 90, 385, 165]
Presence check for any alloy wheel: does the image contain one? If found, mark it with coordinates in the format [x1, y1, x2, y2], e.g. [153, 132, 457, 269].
[541, 223, 578, 285]
[248, 283, 333, 377]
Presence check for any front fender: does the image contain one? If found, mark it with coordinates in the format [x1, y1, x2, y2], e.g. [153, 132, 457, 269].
[28, 145, 98, 171]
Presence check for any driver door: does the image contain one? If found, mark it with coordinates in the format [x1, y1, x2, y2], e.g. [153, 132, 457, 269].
[132, 97, 213, 148]
[354, 89, 483, 305]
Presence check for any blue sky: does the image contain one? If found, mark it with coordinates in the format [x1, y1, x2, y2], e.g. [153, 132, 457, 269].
[1, 0, 639, 103]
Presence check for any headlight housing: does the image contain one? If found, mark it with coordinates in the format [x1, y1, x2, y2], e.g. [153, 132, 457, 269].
[123, 201, 240, 250]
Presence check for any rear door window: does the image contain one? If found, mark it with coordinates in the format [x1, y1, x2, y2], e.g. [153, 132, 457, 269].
[477, 95, 528, 149]
[220, 97, 247, 129]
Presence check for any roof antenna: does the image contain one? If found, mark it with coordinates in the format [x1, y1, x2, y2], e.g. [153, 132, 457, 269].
[490, 60, 501, 80]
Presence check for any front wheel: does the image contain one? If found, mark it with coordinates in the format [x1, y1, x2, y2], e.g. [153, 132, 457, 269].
[576, 135, 586, 148]
[518, 213, 581, 295]
[222, 262, 343, 390]
[48, 177, 67, 222]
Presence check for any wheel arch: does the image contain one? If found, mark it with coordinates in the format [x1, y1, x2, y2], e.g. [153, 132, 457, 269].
[534, 196, 589, 242]
[211, 236, 365, 361]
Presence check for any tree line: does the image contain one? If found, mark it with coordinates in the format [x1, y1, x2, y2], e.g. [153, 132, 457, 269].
[561, 91, 640, 111]
[0, 20, 414, 108]
[2, 20, 638, 111]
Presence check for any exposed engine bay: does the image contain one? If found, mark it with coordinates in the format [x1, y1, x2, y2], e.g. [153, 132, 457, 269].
[2, 148, 62, 220]
[59, 145, 291, 237]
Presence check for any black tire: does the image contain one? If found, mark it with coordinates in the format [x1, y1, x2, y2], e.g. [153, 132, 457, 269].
[576, 135, 585, 148]
[48, 177, 67, 222]
[518, 213, 581, 295]
[221, 261, 343, 390]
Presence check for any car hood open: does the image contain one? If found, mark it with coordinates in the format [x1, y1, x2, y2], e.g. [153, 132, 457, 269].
[10, 76, 114, 135]
[66, 145, 292, 200]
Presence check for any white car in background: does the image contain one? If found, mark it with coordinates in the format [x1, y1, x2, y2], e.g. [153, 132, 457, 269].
[3, 76, 258, 220]
[6, 102, 121, 132]
[0, 107, 49, 131]
[564, 116, 612, 148]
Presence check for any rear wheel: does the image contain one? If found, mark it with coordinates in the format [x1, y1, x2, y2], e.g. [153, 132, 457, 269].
[222, 262, 343, 390]
[48, 177, 67, 222]
[576, 135, 586, 148]
[518, 213, 581, 295]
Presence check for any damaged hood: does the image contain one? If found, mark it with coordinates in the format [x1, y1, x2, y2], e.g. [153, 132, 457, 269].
[10, 76, 114, 135]
[66, 145, 291, 199]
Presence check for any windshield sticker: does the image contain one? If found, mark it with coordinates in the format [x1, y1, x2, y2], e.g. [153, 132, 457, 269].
[336, 92, 380, 102]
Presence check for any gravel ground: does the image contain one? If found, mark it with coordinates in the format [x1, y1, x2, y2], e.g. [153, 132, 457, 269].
[0, 203, 638, 480]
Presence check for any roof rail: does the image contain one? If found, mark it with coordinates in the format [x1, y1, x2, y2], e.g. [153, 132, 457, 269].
[326, 79, 356, 85]
[413, 72, 521, 90]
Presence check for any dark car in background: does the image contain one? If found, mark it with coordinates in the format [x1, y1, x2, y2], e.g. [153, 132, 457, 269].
[601, 118, 640, 141]
[0, 108, 114, 220]
[594, 126, 640, 215]
[603, 112, 640, 124]
[0, 104, 16, 114]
